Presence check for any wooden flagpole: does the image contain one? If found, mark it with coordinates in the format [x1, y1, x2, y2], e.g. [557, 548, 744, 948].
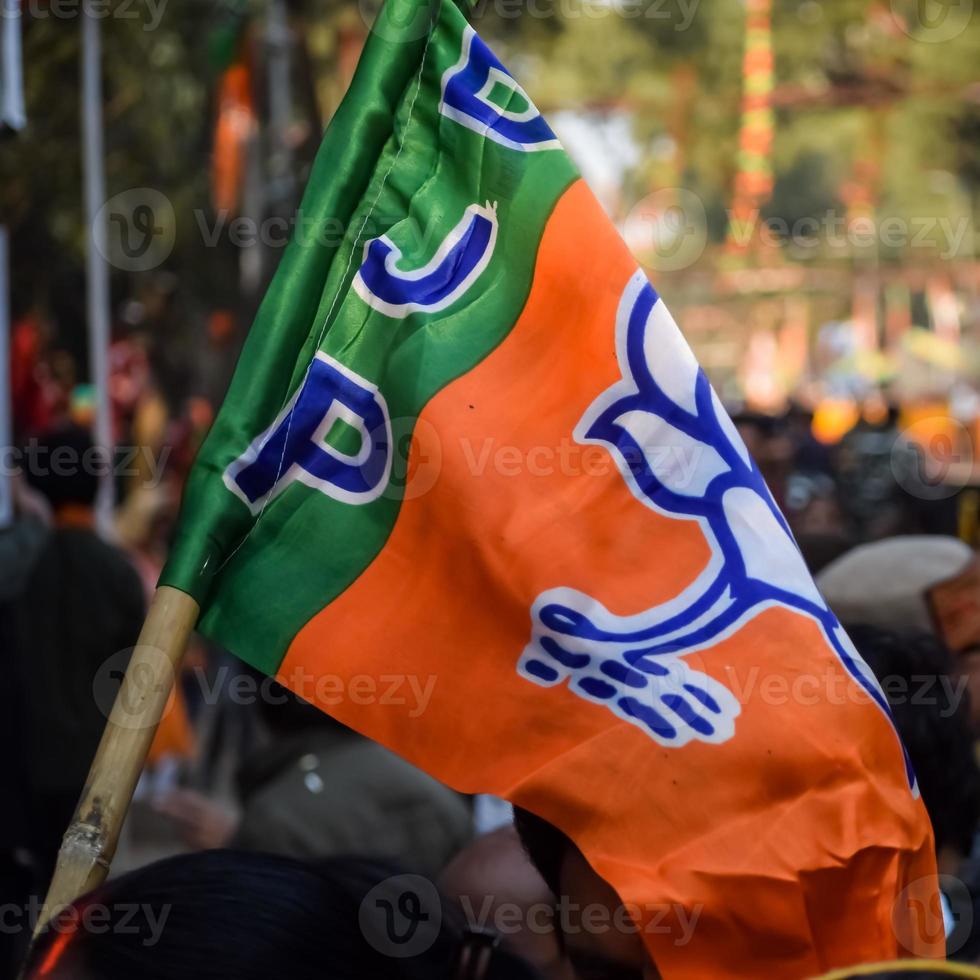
[34, 586, 199, 934]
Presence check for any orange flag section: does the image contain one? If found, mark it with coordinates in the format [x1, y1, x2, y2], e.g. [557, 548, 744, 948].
[279, 180, 938, 977]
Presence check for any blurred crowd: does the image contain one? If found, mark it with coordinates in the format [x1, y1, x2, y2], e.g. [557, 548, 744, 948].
[5, 311, 980, 979]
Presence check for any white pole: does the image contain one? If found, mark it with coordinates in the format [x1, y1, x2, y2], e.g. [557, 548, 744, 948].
[267, 0, 293, 200]
[0, 227, 11, 529]
[81, 7, 114, 535]
[1, 0, 27, 131]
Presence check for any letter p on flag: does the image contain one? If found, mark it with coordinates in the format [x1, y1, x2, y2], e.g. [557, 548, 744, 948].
[224, 352, 392, 513]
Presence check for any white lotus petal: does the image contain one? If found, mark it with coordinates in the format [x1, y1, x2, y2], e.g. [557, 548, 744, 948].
[643, 299, 700, 415]
[615, 411, 728, 496]
[722, 486, 824, 606]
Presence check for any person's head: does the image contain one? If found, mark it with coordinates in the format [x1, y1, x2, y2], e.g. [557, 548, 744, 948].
[25, 424, 100, 512]
[26, 850, 541, 980]
[440, 826, 574, 980]
[730, 411, 775, 460]
[846, 624, 980, 868]
[513, 810, 661, 980]
[795, 530, 854, 576]
[784, 471, 847, 538]
[784, 400, 815, 432]
[860, 390, 899, 428]
[816, 537, 974, 638]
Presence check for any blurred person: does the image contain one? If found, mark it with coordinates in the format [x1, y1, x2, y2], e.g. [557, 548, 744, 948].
[846, 626, 980, 877]
[10, 311, 55, 441]
[778, 399, 854, 574]
[730, 410, 771, 460]
[816, 537, 980, 734]
[847, 625, 980, 961]
[779, 412, 854, 574]
[0, 475, 52, 979]
[24, 850, 542, 980]
[731, 410, 793, 509]
[784, 400, 834, 477]
[0, 474, 51, 600]
[835, 393, 920, 539]
[816, 536, 973, 639]
[155, 683, 472, 879]
[2, 425, 145, 888]
[108, 327, 151, 443]
[513, 808, 662, 980]
[784, 469, 854, 576]
[440, 826, 575, 980]
[795, 527, 855, 576]
[784, 471, 846, 537]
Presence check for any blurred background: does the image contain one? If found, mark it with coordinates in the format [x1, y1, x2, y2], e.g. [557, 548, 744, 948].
[4, 0, 980, 541]
[4, 0, 980, 976]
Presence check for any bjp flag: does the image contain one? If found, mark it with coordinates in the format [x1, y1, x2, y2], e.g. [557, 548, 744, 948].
[162, 0, 939, 974]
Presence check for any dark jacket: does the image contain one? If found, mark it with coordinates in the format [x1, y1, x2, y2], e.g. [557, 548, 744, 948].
[233, 726, 473, 878]
[5, 526, 144, 862]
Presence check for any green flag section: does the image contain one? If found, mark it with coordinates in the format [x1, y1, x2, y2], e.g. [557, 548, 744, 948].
[163, 0, 939, 974]
[165, 0, 577, 667]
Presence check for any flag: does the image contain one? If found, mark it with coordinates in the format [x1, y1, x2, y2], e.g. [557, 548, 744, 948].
[211, 60, 256, 215]
[162, 0, 940, 974]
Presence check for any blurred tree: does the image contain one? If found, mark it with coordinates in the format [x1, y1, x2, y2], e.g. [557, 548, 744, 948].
[1, 0, 228, 375]
[2, 0, 979, 397]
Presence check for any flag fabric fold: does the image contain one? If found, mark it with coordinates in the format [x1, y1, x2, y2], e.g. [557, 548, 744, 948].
[162, 1, 940, 974]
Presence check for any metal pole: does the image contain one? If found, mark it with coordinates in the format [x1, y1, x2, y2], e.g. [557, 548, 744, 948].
[0, 227, 11, 529]
[267, 0, 294, 205]
[81, 7, 114, 534]
[1, 0, 27, 132]
[1, 0, 23, 528]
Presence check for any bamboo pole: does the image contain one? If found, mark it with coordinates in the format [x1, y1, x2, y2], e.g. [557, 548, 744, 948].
[34, 586, 200, 934]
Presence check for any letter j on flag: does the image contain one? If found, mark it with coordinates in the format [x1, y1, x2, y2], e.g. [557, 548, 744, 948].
[162, 1, 939, 975]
